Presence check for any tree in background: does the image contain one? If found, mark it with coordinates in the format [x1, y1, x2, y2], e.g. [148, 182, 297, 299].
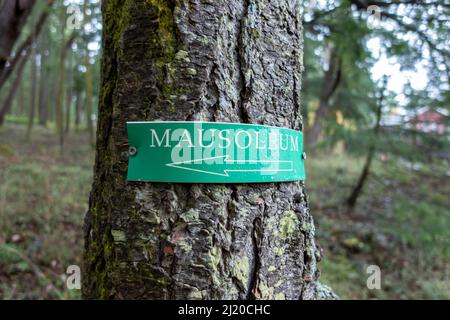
[83, 0, 95, 147]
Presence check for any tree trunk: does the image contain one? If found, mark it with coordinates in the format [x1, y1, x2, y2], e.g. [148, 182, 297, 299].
[17, 79, 25, 115]
[83, 0, 332, 300]
[55, 29, 76, 149]
[84, 0, 95, 147]
[305, 48, 341, 148]
[0, 49, 31, 125]
[346, 84, 384, 209]
[0, 0, 36, 74]
[26, 46, 38, 140]
[38, 24, 50, 126]
[26, 22, 39, 139]
[84, 53, 94, 145]
[74, 92, 81, 132]
[0, 1, 55, 91]
[65, 50, 73, 135]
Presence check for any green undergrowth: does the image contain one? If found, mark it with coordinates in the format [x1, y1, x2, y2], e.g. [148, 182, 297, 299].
[308, 150, 450, 299]
[0, 125, 448, 299]
[0, 124, 93, 299]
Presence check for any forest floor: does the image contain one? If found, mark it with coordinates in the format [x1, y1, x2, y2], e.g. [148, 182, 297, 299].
[0, 124, 449, 299]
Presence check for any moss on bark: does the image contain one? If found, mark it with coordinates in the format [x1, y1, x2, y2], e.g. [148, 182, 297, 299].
[83, 0, 331, 300]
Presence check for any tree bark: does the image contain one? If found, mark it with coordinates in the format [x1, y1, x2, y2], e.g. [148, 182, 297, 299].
[83, 0, 332, 300]
[0, 0, 36, 73]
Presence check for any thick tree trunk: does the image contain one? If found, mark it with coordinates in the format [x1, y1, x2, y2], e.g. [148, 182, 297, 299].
[83, 0, 332, 300]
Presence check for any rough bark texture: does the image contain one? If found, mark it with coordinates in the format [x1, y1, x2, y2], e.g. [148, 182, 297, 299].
[83, 0, 333, 300]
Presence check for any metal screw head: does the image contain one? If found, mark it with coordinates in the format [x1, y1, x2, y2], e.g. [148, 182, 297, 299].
[129, 147, 137, 156]
[302, 152, 307, 160]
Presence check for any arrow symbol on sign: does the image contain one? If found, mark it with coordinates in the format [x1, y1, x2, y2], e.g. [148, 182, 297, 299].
[166, 155, 294, 177]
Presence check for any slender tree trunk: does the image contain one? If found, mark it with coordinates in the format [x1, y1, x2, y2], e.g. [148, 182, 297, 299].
[65, 92, 72, 134]
[55, 25, 76, 149]
[83, 0, 95, 147]
[56, 48, 66, 149]
[65, 50, 73, 135]
[74, 92, 82, 132]
[49, 74, 57, 123]
[26, 25, 39, 139]
[346, 87, 384, 209]
[83, 0, 334, 300]
[17, 80, 25, 115]
[305, 48, 341, 148]
[26, 47, 38, 139]
[84, 54, 94, 145]
[38, 25, 50, 126]
[0, 50, 31, 125]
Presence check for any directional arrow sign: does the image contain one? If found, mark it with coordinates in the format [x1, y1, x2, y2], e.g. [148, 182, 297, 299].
[127, 121, 305, 183]
[166, 155, 294, 177]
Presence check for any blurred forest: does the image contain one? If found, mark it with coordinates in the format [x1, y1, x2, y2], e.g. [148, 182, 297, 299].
[0, 0, 449, 299]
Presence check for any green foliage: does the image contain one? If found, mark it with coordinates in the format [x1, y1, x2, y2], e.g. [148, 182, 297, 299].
[309, 151, 450, 299]
[303, 0, 449, 159]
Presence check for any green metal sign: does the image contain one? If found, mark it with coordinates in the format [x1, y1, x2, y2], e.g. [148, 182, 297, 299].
[127, 122, 305, 183]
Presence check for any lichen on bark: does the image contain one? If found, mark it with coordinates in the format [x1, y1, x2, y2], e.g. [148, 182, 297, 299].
[83, 0, 333, 300]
